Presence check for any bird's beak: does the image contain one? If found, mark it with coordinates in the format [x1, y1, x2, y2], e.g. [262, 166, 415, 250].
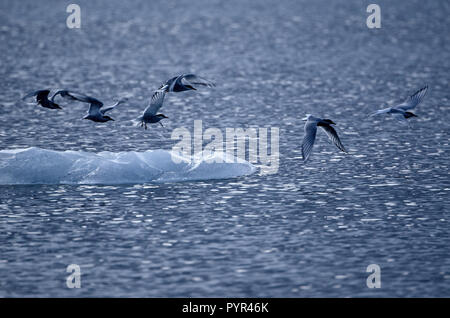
[302, 117, 308, 121]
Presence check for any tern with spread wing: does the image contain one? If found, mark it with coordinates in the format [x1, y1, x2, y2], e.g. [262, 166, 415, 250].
[161, 74, 215, 92]
[22, 89, 63, 109]
[301, 115, 348, 163]
[137, 88, 169, 129]
[369, 85, 428, 124]
[55, 90, 127, 122]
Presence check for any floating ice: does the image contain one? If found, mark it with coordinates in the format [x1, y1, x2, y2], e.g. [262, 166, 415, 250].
[0, 147, 255, 185]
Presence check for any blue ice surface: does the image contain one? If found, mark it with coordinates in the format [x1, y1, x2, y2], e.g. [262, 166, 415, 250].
[0, 147, 255, 184]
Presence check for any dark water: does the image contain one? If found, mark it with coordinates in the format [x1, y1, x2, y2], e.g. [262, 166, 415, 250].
[0, 0, 449, 297]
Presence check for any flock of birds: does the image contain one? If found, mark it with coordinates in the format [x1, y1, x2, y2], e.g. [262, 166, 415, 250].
[22, 76, 428, 163]
[22, 74, 215, 126]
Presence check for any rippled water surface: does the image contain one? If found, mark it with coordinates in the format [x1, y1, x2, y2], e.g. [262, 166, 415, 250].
[0, 0, 449, 297]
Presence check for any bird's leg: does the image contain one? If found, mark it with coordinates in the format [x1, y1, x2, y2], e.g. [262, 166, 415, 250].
[145, 123, 147, 130]
[159, 122, 164, 128]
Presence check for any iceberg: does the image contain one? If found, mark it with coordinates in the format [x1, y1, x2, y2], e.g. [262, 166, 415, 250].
[0, 147, 256, 185]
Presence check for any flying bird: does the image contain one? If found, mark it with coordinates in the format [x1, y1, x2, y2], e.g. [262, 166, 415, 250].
[137, 88, 169, 129]
[22, 89, 63, 109]
[136, 73, 214, 129]
[55, 90, 127, 122]
[161, 74, 215, 92]
[301, 115, 347, 162]
[369, 85, 428, 124]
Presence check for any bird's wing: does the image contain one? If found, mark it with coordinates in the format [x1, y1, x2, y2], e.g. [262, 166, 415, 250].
[161, 78, 176, 90]
[318, 124, 347, 153]
[369, 107, 392, 117]
[22, 90, 50, 100]
[143, 89, 166, 116]
[100, 105, 116, 114]
[55, 91, 104, 115]
[301, 121, 318, 162]
[56, 91, 104, 107]
[181, 74, 216, 88]
[50, 90, 79, 102]
[86, 103, 103, 116]
[158, 82, 170, 91]
[397, 85, 428, 111]
[100, 97, 128, 114]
